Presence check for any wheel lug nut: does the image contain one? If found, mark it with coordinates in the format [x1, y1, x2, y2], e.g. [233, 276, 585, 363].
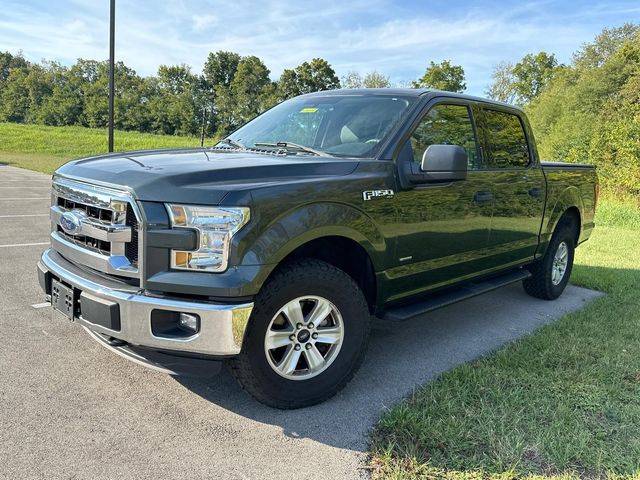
[308, 323, 314, 329]
[294, 344, 301, 351]
[312, 332, 318, 339]
[296, 323, 303, 330]
[289, 335, 296, 341]
[305, 343, 312, 350]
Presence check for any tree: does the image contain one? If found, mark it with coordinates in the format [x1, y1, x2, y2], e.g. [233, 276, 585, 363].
[363, 71, 391, 88]
[0, 67, 30, 122]
[147, 64, 202, 135]
[526, 28, 640, 197]
[277, 58, 339, 100]
[486, 61, 517, 103]
[215, 55, 275, 136]
[573, 23, 640, 69]
[412, 60, 466, 92]
[0, 51, 29, 85]
[342, 70, 391, 89]
[202, 51, 241, 88]
[512, 52, 558, 103]
[341, 70, 363, 89]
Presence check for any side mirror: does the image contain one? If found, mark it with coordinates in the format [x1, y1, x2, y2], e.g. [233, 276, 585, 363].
[420, 145, 468, 181]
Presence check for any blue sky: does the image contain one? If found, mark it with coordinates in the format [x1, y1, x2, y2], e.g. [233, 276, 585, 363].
[1, 0, 639, 95]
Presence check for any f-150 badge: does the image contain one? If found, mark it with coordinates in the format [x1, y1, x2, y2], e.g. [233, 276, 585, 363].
[362, 189, 395, 201]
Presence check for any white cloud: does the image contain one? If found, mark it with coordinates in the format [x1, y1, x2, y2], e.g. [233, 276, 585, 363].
[0, 0, 638, 94]
[192, 13, 218, 31]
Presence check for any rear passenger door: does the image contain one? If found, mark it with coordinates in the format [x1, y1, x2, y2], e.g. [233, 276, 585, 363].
[475, 106, 545, 267]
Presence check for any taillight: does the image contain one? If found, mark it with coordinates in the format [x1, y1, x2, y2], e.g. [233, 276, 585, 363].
[594, 184, 600, 211]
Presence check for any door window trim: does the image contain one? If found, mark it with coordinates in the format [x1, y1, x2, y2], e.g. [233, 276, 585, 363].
[474, 104, 535, 171]
[393, 98, 483, 170]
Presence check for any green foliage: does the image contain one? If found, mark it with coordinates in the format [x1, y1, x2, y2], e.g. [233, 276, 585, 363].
[527, 27, 640, 196]
[512, 52, 559, 103]
[412, 60, 466, 92]
[342, 70, 391, 89]
[0, 50, 340, 140]
[278, 58, 340, 100]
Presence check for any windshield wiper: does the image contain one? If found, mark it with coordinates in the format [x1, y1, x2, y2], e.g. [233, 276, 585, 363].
[215, 138, 246, 150]
[254, 141, 331, 157]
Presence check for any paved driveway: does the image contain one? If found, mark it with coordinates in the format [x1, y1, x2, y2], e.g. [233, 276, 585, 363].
[0, 164, 602, 479]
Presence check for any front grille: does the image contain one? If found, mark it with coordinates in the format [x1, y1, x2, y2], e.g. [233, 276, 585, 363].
[50, 178, 141, 279]
[125, 204, 139, 265]
[56, 226, 111, 255]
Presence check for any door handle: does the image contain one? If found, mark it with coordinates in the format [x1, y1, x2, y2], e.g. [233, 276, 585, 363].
[474, 191, 494, 205]
[528, 187, 543, 198]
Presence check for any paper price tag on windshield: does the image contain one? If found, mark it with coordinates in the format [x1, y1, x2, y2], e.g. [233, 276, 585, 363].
[300, 107, 318, 113]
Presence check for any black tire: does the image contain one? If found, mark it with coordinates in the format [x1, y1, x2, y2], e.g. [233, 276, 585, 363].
[523, 224, 575, 300]
[229, 259, 371, 409]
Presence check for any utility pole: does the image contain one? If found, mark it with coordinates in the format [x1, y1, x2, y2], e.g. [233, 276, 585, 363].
[108, 0, 115, 152]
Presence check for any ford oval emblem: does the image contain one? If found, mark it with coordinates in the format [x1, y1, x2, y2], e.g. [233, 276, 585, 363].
[60, 211, 84, 235]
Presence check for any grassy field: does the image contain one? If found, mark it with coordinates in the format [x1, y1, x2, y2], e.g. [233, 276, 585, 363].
[0, 122, 202, 174]
[370, 199, 640, 479]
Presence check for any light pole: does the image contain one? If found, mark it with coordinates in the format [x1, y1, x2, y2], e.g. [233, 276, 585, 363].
[108, 0, 115, 152]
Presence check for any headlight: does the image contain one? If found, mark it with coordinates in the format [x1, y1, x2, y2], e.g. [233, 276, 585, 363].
[166, 204, 250, 272]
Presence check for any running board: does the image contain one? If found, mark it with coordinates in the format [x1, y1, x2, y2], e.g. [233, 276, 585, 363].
[380, 269, 532, 322]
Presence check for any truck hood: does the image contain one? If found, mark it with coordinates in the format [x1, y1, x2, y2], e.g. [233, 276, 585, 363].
[55, 148, 359, 204]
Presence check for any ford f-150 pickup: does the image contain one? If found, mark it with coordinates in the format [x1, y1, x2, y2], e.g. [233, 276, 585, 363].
[38, 89, 598, 408]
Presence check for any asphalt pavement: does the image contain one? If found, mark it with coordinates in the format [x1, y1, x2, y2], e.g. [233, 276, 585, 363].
[0, 164, 602, 479]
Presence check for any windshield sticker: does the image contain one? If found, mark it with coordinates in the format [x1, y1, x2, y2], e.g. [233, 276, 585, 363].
[300, 107, 318, 113]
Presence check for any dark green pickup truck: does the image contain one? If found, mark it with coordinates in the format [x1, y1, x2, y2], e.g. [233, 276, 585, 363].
[38, 89, 598, 408]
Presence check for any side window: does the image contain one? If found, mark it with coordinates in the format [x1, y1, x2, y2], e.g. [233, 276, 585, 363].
[408, 104, 479, 169]
[480, 109, 530, 168]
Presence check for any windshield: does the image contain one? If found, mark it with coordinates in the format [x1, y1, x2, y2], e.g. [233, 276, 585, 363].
[220, 94, 415, 158]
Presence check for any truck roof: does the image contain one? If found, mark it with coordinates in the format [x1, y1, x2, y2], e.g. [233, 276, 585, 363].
[301, 88, 523, 113]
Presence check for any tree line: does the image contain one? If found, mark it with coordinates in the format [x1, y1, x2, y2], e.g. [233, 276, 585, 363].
[0, 50, 465, 140]
[1, 23, 638, 195]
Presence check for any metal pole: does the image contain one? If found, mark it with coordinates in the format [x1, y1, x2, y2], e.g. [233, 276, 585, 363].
[108, 0, 115, 152]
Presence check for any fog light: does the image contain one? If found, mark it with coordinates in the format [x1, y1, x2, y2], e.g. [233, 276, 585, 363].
[179, 313, 200, 334]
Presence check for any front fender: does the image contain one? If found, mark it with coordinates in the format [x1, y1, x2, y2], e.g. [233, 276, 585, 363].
[240, 201, 386, 269]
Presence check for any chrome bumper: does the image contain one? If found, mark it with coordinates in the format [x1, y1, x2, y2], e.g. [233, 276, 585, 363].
[38, 249, 253, 356]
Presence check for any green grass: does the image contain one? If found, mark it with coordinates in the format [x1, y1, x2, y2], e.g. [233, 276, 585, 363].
[370, 199, 640, 479]
[0, 122, 202, 174]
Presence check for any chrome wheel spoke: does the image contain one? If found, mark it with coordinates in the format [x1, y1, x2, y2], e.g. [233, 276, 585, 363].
[277, 346, 302, 375]
[306, 298, 332, 326]
[265, 329, 293, 350]
[304, 345, 325, 372]
[314, 327, 341, 345]
[282, 300, 305, 325]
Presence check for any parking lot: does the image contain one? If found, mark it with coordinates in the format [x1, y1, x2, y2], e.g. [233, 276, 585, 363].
[0, 163, 602, 479]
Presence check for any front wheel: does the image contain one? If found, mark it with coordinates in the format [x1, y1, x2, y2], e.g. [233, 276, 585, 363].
[523, 224, 575, 300]
[229, 259, 370, 409]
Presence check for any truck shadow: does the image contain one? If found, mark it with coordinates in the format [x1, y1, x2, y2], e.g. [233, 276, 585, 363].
[175, 282, 602, 451]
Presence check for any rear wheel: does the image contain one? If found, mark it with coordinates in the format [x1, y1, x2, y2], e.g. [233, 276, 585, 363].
[230, 259, 370, 409]
[523, 224, 575, 300]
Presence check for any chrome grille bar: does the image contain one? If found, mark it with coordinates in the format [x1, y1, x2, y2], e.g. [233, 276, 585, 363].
[50, 178, 141, 279]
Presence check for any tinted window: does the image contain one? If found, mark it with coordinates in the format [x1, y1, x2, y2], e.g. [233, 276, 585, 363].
[409, 104, 479, 169]
[480, 109, 530, 168]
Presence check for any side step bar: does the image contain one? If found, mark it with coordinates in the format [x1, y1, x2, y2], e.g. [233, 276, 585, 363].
[380, 268, 532, 322]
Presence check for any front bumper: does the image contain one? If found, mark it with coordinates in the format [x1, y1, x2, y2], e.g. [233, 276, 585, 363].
[38, 248, 254, 360]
